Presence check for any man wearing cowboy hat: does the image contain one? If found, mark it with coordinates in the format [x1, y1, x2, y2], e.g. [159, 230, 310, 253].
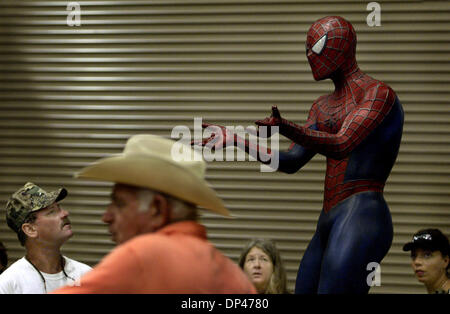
[0, 183, 92, 293]
[53, 134, 256, 293]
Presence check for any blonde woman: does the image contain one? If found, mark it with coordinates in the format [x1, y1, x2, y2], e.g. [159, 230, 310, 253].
[239, 239, 289, 294]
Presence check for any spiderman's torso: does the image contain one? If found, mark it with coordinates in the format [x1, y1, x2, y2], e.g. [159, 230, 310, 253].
[313, 73, 404, 212]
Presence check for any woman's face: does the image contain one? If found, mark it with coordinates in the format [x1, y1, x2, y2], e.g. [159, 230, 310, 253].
[411, 248, 449, 285]
[243, 246, 274, 293]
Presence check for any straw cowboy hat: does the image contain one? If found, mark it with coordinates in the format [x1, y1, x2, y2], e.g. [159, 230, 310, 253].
[76, 134, 230, 217]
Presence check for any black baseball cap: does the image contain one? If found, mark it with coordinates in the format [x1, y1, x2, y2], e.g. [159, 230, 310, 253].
[403, 228, 450, 256]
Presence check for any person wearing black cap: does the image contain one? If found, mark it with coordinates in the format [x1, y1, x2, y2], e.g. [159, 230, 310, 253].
[403, 228, 450, 294]
[0, 182, 91, 293]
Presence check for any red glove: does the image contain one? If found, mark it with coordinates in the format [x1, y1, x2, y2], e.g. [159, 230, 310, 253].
[254, 105, 282, 137]
[191, 123, 235, 151]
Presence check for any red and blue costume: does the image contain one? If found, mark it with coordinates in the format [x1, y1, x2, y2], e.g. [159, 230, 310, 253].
[197, 16, 403, 293]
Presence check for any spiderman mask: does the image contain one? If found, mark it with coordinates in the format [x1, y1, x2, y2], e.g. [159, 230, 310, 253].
[306, 16, 357, 81]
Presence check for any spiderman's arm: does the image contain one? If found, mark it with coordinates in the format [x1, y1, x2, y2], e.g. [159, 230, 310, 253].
[242, 109, 318, 173]
[197, 106, 318, 173]
[278, 85, 395, 160]
[237, 130, 317, 173]
[277, 139, 317, 174]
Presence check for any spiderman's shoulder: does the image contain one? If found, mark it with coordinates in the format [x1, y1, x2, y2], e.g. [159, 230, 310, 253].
[361, 75, 397, 104]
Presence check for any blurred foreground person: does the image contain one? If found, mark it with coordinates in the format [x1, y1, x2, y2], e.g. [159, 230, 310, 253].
[54, 134, 256, 294]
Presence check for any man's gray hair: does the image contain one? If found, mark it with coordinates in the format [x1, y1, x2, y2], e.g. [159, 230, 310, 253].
[136, 188, 197, 221]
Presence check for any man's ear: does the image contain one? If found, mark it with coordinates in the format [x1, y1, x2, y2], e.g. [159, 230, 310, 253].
[21, 223, 38, 239]
[443, 255, 449, 269]
[148, 193, 170, 230]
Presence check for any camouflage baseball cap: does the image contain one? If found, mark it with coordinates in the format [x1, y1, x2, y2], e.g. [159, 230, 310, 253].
[5, 182, 67, 234]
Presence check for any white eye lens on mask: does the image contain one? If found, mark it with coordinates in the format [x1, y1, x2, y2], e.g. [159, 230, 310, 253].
[312, 34, 327, 55]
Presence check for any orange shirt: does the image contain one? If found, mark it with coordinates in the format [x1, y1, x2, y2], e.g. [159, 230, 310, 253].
[53, 221, 256, 294]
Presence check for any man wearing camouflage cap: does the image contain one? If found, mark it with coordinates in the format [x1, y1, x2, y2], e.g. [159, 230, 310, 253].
[0, 182, 91, 293]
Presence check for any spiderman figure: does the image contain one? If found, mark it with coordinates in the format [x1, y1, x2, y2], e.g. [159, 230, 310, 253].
[196, 16, 404, 293]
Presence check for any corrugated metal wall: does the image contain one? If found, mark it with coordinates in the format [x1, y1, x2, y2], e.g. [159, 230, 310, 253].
[0, 0, 448, 294]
